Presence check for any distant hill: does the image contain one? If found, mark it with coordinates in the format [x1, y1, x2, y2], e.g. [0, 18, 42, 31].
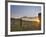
[11, 16, 39, 22]
[11, 16, 38, 19]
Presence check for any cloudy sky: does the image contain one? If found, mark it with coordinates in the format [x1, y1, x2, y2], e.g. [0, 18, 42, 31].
[11, 5, 41, 17]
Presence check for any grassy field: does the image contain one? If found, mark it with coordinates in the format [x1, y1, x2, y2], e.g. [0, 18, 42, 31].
[11, 18, 41, 32]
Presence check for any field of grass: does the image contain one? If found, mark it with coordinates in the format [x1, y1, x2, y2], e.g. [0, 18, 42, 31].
[11, 18, 41, 32]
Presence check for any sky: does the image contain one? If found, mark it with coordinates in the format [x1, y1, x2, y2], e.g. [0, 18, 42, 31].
[11, 5, 41, 17]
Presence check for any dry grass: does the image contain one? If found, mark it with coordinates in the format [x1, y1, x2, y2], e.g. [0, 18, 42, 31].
[11, 18, 41, 32]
